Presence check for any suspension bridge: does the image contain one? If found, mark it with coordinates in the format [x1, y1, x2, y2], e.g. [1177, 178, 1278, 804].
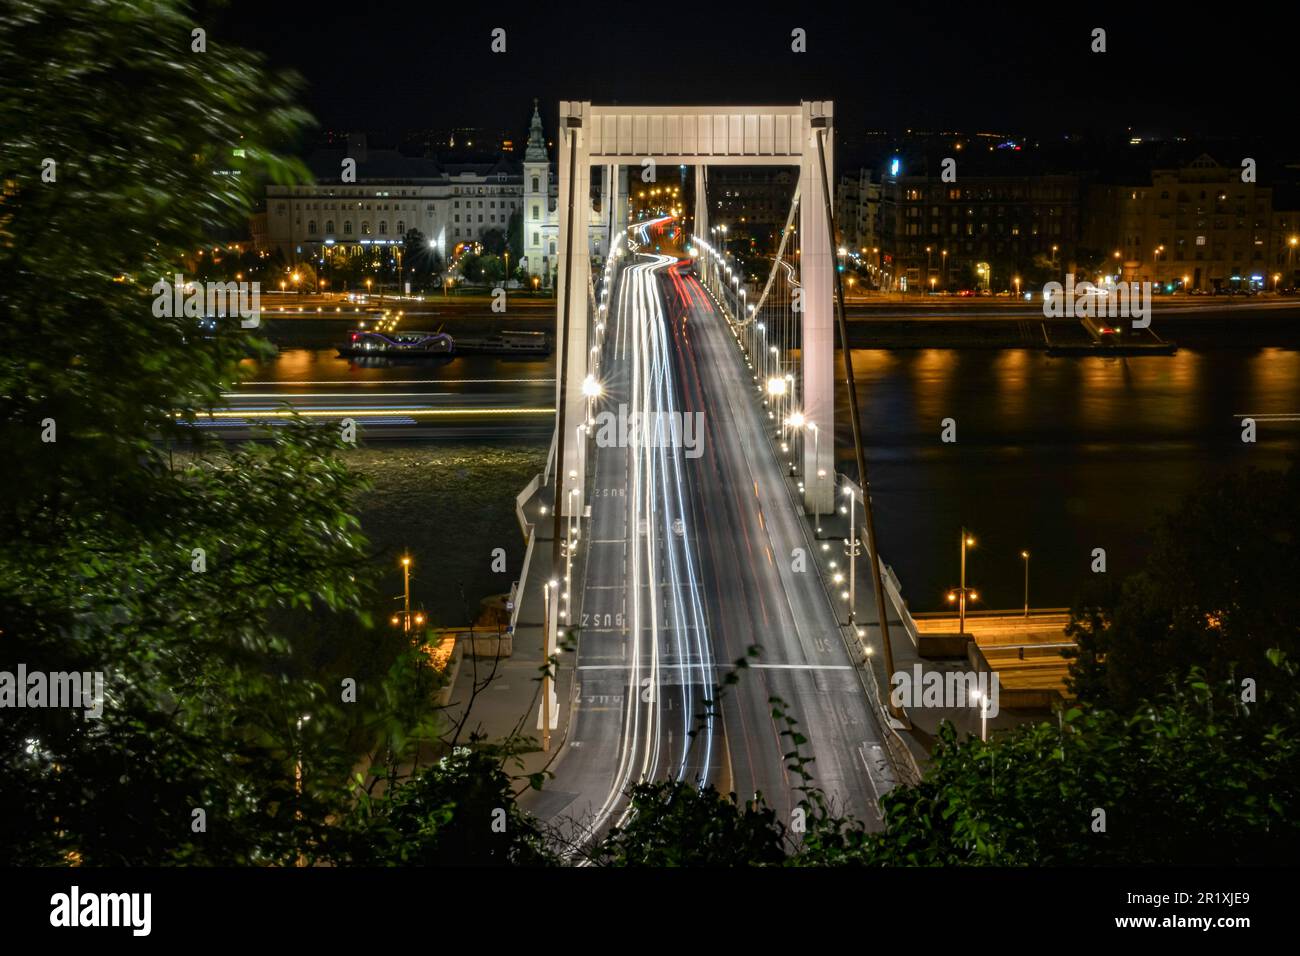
[510, 102, 917, 847]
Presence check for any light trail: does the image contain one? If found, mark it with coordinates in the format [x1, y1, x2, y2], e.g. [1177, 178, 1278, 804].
[237, 378, 555, 387]
[181, 407, 553, 419]
[579, 240, 716, 844]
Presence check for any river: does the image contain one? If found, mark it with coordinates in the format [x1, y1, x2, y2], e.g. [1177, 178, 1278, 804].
[251, 335, 1300, 621]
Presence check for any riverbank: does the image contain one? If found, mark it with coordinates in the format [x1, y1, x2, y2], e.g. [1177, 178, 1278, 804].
[842, 308, 1300, 350]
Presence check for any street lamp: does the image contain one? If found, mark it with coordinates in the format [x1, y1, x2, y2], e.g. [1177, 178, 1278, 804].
[1021, 550, 1030, 617]
[806, 421, 821, 531]
[399, 554, 412, 634]
[582, 373, 602, 422]
[959, 529, 975, 634]
[785, 411, 805, 475]
[843, 483, 859, 626]
[971, 688, 989, 742]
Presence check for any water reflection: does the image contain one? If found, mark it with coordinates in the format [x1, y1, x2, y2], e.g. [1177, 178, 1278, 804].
[239, 347, 555, 389]
[845, 348, 1300, 611]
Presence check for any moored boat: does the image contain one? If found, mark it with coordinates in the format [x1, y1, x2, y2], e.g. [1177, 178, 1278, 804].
[336, 330, 454, 358]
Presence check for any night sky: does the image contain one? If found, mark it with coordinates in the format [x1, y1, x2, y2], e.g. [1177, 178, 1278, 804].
[209, 0, 1293, 151]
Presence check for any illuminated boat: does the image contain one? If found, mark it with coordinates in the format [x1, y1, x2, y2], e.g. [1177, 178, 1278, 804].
[336, 330, 454, 357]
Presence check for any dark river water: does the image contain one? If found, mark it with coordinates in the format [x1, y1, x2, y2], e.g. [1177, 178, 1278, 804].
[847, 347, 1300, 611]
[252, 338, 1300, 620]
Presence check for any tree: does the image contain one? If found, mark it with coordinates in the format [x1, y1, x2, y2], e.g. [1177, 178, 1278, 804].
[480, 227, 507, 257]
[401, 228, 443, 292]
[851, 655, 1300, 865]
[458, 252, 484, 284]
[591, 782, 787, 866]
[1066, 463, 1300, 712]
[334, 746, 556, 866]
[480, 254, 505, 284]
[506, 206, 523, 264]
[0, 0, 414, 865]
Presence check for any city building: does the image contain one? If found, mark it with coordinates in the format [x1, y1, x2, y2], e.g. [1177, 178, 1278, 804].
[876, 154, 1082, 293]
[707, 168, 797, 252]
[1084, 154, 1293, 291]
[835, 167, 881, 255]
[265, 102, 607, 288]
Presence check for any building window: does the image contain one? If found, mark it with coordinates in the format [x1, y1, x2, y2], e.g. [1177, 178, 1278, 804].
[308, 220, 317, 234]
[532, 204, 540, 219]
[532, 231, 539, 246]
[325, 220, 334, 234]
[361, 222, 370, 235]
[379, 221, 387, 235]
[344, 221, 353, 235]
[532, 176, 540, 192]
[397, 221, 405, 234]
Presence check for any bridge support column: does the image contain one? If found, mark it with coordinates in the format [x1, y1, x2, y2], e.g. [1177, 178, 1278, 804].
[694, 164, 709, 281]
[800, 101, 835, 516]
[556, 101, 592, 518]
[615, 166, 628, 236]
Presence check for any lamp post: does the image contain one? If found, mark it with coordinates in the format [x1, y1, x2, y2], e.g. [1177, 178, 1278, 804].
[541, 579, 556, 752]
[401, 554, 412, 634]
[785, 410, 805, 471]
[843, 483, 859, 627]
[972, 689, 989, 742]
[1021, 550, 1030, 617]
[959, 529, 974, 634]
[582, 374, 602, 424]
[808, 421, 821, 532]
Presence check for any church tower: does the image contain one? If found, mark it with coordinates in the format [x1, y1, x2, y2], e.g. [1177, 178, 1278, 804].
[522, 100, 549, 287]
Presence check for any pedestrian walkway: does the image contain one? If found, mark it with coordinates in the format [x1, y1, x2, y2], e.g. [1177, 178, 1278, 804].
[435, 476, 583, 804]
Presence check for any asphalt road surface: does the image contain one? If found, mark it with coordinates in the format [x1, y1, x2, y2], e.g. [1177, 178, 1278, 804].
[542, 218, 893, 852]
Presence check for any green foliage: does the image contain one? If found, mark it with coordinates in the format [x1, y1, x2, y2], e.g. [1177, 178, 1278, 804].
[1067, 463, 1300, 712]
[480, 254, 505, 284]
[506, 207, 523, 263]
[480, 228, 507, 257]
[0, 0, 431, 865]
[458, 252, 483, 284]
[854, 656, 1300, 865]
[400, 228, 442, 291]
[334, 746, 557, 866]
[593, 782, 786, 866]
